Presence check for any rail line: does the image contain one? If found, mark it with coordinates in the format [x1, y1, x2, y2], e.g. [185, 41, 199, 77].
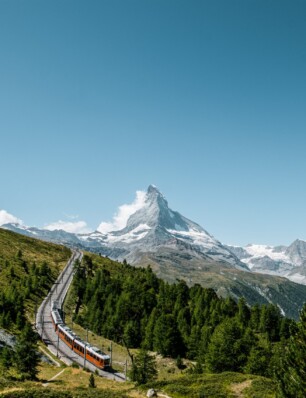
[36, 250, 125, 381]
[37, 250, 81, 363]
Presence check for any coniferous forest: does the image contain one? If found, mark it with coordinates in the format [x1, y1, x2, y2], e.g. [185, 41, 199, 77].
[71, 254, 306, 397]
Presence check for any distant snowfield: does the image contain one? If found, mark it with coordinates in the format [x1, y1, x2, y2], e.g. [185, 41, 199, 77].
[243, 244, 290, 267]
[228, 242, 306, 285]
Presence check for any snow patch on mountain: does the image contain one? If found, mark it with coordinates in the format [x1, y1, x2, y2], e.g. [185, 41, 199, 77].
[227, 241, 306, 285]
[242, 244, 290, 268]
[167, 228, 218, 249]
[107, 224, 151, 244]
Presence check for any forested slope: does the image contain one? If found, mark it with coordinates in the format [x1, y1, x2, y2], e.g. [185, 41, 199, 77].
[0, 228, 71, 331]
[68, 254, 297, 378]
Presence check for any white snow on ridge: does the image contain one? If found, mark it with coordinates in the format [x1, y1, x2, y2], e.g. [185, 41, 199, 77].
[244, 244, 289, 262]
[167, 228, 217, 249]
[107, 224, 151, 244]
[240, 244, 290, 270]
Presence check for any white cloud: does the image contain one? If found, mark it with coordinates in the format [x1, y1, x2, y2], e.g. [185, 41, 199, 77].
[97, 190, 147, 233]
[0, 210, 23, 226]
[44, 220, 91, 234]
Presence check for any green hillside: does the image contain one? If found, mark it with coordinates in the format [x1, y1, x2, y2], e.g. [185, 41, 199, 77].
[0, 228, 71, 329]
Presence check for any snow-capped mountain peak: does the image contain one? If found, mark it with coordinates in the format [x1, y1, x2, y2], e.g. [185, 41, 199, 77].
[123, 185, 200, 233]
[94, 185, 247, 270]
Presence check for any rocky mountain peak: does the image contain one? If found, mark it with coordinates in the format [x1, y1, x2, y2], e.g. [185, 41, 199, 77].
[123, 185, 186, 232]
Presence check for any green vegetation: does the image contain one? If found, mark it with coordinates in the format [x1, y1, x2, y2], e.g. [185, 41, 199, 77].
[0, 389, 129, 398]
[129, 349, 157, 385]
[70, 255, 294, 377]
[274, 304, 306, 397]
[13, 324, 40, 380]
[0, 228, 71, 329]
[88, 373, 96, 388]
[142, 372, 275, 398]
[0, 228, 71, 380]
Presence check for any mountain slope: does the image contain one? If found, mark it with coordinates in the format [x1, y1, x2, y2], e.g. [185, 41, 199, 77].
[0, 228, 71, 329]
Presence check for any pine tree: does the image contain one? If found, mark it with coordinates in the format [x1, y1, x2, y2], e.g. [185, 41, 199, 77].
[206, 318, 245, 372]
[129, 349, 157, 385]
[244, 338, 271, 376]
[14, 323, 39, 379]
[0, 346, 13, 374]
[88, 373, 96, 388]
[153, 314, 184, 357]
[275, 305, 306, 397]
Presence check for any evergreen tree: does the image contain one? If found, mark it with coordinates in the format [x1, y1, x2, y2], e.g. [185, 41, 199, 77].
[14, 324, 39, 379]
[143, 308, 158, 350]
[0, 346, 13, 374]
[88, 373, 96, 388]
[176, 355, 184, 369]
[206, 318, 246, 372]
[236, 297, 250, 327]
[244, 339, 272, 376]
[153, 314, 184, 357]
[259, 304, 281, 342]
[275, 305, 306, 397]
[129, 349, 157, 385]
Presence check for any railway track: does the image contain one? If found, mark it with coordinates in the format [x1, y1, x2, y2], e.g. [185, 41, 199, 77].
[36, 250, 81, 362]
[36, 250, 125, 382]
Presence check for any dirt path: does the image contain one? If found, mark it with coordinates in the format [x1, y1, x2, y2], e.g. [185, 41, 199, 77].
[39, 346, 61, 367]
[42, 368, 67, 387]
[0, 387, 24, 396]
[230, 380, 252, 397]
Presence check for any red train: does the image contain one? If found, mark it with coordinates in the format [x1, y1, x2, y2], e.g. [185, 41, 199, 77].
[51, 301, 110, 370]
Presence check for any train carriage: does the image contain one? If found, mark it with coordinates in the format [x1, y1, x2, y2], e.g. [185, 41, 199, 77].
[73, 338, 86, 358]
[51, 309, 64, 330]
[50, 307, 110, 370]
[87, 346, 111, 369]
[57, 325, 75, 350]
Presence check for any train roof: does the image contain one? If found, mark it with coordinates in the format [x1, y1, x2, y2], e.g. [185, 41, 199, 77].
[74, 338, 86, 348]
[51, 310, 64, 325]
[87, 345, 111, 360]
[58, 324, 78, 340]
[51, 300, 61, 310]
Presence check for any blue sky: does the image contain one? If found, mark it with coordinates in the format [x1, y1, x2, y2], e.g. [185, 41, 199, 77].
[0, 0, 306, 246]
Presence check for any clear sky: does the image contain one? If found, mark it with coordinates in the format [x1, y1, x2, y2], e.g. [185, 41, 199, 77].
[0, 0, 306, 246]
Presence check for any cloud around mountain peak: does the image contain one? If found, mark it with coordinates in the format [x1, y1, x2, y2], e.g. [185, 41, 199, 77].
[0, 209, 23, 226]
[97, 190, 147, 234]
[44, 220, 91, 234]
